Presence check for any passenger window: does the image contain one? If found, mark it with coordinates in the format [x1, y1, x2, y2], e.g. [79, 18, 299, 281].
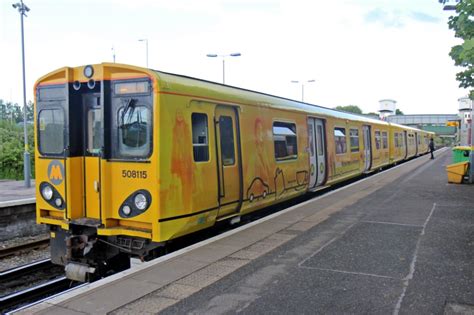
[349, 128, 359, 152]
[394, 132, 399, 148]
[38, 108, 65, 155]
[382, 132, 388, 149]
[334, 127, 347, 154]
[273, 122, 298, 160]
[375, 131, 381, 150]
[219, 116, 235, 165]
[118, 105, 151, 157]
[87, 109, 102, 154]
[192, 113, 209, 162]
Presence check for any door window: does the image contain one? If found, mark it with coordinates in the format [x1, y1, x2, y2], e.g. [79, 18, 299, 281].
[219, 116, 235, 166]
[192, 113, 209, 162]
[87, 109, 102, 154]
[316, 125, 324, 155]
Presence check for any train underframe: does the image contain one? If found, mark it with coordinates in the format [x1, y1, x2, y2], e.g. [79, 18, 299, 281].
[50, 224, 164, 282]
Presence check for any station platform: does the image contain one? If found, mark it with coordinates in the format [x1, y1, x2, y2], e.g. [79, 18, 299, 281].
[0, 180, 39, 241]
[0, 180, 35, 207]
[20, 149, 474, 314]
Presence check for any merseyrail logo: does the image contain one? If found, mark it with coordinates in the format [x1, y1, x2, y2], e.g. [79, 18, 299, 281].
[47, 160, 64, 185]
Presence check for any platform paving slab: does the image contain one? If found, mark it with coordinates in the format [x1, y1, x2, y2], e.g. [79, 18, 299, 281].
[0, 179, 35, 205]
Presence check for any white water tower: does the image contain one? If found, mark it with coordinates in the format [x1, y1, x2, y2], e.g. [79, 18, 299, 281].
[458, 97, 472, 146]
[378, 99, 397, 120]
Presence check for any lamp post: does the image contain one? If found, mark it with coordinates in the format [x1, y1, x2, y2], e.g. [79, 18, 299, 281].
[12, 0, 31, 188]
[112, 46, 116, 63]
[138, 39, 148, 68]
[291, 79, 315, 102]
[206, 53, 241, 84]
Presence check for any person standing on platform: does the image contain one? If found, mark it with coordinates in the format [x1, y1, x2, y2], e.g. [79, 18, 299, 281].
[429, 138, 435, 159]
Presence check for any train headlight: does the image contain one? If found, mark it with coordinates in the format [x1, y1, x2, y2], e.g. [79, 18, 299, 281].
[84, 65, 94, 78]
[134, 193, 148, 210]
[41, 185, 53, 201]
[55, 198, 63, 207]
[122, 205, 132, 216]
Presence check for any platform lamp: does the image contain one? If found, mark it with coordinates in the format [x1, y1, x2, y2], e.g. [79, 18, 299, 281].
[12, 0, 31, 188]
[291, 80, 315, 102]
[206, 53, 241, 84]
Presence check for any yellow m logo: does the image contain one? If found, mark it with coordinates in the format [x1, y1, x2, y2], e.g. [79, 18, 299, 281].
[49, 165, 63, 181]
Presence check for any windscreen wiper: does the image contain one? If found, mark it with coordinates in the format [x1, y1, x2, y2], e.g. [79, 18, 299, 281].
[121, 98, 137, 126]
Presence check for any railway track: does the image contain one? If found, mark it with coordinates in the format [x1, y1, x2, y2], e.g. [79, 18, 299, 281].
[0, 258, 53, 283]
[0, 276, 76, 313]
[0, 258, 67, 313]
[0, 238, 49, 259]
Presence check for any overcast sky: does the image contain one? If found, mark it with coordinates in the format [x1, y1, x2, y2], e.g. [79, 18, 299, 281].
[0, 0, 465, 114]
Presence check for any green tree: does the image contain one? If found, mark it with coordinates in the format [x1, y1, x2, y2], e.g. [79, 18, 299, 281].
[27, 100, 34, 122]
[448, 0, 474, 99]
[395, 109, 404, 115]
[334, 105, 363, 114]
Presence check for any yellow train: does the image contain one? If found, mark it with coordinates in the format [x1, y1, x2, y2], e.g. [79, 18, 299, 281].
[34, 63, 434, 281]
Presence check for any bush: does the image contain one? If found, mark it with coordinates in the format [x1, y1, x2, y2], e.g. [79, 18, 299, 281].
[0, 120, 35, 180]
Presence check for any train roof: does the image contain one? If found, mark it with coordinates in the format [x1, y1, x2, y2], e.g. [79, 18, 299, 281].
[153, 69, 391, 126]
[153, 69, 434, 135]
[35, 63, 430, 134]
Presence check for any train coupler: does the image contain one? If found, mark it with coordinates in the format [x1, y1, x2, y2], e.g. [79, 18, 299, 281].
[65, 262, 97, 282]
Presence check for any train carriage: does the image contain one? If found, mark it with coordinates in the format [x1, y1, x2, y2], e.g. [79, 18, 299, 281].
[34, 63, 433, 281]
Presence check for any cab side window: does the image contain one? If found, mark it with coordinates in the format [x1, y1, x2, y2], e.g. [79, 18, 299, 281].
[192, 113, 209, 162]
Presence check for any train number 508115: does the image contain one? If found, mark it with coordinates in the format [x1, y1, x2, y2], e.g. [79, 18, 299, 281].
[122, 170, 147, 179]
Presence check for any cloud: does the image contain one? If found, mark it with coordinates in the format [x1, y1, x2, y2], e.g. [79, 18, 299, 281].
[410, 11, 441, 23]
[364, 8, 404, 28]
[364, 7, 441, 28]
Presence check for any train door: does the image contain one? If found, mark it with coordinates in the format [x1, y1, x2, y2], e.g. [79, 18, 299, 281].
[404, 131, 408, 159]
[215, 105, 243, 219]
[83, 93, 102, 220]
[363, 125, 372, 171]
[308, 118, 317, 188]
[308, 117, 326, 188]
[415, 132, 419, 155]
[315, 119, 327, 186]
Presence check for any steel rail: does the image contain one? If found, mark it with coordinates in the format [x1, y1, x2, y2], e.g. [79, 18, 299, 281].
[0, 258, 53, 283]
[0, 276, 72, 313]
[0, 238, 49, 259]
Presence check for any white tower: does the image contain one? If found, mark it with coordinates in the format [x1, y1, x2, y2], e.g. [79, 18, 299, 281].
[378, 99, 397, 120]
[458, 97, 472, 146]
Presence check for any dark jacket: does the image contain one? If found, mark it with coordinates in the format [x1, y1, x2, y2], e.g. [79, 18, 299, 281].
[429, 140, 435, 152]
